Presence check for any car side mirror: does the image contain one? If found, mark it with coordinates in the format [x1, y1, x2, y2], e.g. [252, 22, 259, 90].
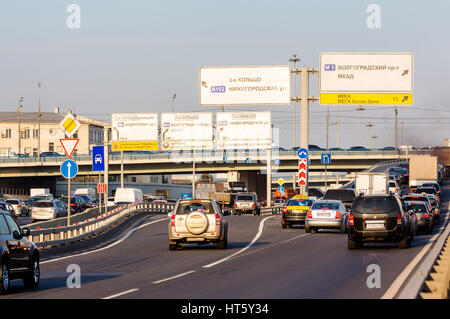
[22, 227, 30, 237]
[13, 230, 22, 240]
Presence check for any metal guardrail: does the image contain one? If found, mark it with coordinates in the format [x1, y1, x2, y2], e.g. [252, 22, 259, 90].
[26, 201, 282, 248]
[420, 235, 450, 299]
[27, 202, 175, 247]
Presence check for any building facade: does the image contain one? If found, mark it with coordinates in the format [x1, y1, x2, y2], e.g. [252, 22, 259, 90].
[0, 110, 107, 156]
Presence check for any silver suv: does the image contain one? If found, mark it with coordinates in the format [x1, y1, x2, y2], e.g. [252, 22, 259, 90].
[168, 199, 228, 250]
[233, 192, 260, 215]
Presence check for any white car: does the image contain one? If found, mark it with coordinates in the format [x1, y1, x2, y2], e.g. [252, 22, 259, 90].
[32, 200, 67, 222]
[388, 179, 400, 195]
[305, 200, 348, 233]
[107, 197, 115, 207]
[5, 198, 27, 217]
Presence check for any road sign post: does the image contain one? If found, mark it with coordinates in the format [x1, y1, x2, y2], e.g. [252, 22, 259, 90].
[321, 154, 331, 191]
[61, 159, 78, 225]
[297, 148, 309, 195]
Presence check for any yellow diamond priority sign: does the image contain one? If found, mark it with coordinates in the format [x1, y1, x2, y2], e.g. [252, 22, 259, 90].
[278, 178, 285, 186]
[59, 113, 81, 138]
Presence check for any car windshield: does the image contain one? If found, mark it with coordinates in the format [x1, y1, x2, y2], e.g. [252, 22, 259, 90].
[405, 203, 428, 213]
[428, 199, 437, 206]
[415, 188, 436, 195]
[323, 190, 355, 201]
[35, 201, 53, 208]
[403, 196, 428, 203]
[353, 196, 399, 214]
[286, 199, 313, 206]
[236, 195, 254, 201]
[5, 200, 19, 205]
[176, 201, 214, 214]
[312, 202, 340, 210]
[389, 182, 397, 187]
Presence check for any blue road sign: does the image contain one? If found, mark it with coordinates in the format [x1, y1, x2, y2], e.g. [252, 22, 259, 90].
[60, 160, 78, 179]
[245, 158, 252, 163]
[297, 148, 308, 159]
[274, 158, 280, 165]
[223, 156, 228, 162]
[308, 158, 311, 165]
[321, 153, 331, 165]
[92, 145, 105, 171]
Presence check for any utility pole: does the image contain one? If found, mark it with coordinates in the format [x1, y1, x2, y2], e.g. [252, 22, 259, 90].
[172, 93, 176, 113]
[325, 106, 329, 191]
[356, 106, 365, 146]
[289, 53, 300, 192]
[37, 82, 41, 161]
[291, 66, 318, 195]
[394, 106, 398, 151]
[17, 97, 23, 154]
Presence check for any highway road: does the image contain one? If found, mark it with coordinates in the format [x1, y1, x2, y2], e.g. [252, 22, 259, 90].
[2, 180, 448, 299]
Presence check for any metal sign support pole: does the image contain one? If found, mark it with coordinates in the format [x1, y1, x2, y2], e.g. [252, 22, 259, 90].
[67, 177, 71, 225]
[266, 147, 272, 208]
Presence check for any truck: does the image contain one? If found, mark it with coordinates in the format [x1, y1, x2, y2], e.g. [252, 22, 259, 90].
[195, 182, 224, 199]
[114, 188, 144, 205]
[355, 172, 389, 195]
[409, 155, 438, 191]
[30, 188, 53, 200]
[155, 189, 171, 200]
[74, 188, 96, 202]
[211, 192, 232, 214]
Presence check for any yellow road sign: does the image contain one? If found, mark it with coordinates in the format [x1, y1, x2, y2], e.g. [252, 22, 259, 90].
[320, 93, 413, 105]
[59, 113, 81, 138]
[277, 178, 285, 186]
[112, 141, 158, 151]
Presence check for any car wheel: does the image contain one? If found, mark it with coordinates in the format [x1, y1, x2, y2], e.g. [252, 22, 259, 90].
[281, 222, 287, 229]
[217, 234, 227, 250]
[348, 237, 360, 249]
[0, 262, 10, 295]
[340, 223, 346, 234]
[305, 225, 311, 233]
[311, 227, 318, 233]
[398, 236, 409, 249]
[169, 243, 178, 251]
[24, 255, 40, 289]
[426, 223, 433, 234]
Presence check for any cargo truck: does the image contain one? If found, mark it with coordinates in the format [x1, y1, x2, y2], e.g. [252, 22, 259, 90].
[29, 188, 53, 200]
[355, 172, 389, 195]
[408, 155, 438, 191]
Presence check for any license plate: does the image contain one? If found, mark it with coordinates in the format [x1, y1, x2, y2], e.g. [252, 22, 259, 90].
[366, 223, 385, 230]
[293, 209, 305, 213]
[317, 212, 330, 217]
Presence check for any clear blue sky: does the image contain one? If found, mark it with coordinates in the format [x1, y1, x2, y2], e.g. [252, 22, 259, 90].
[1, 0, 449, 148]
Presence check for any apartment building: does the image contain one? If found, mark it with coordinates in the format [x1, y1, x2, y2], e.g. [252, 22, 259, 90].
[0, 110, 108, 156]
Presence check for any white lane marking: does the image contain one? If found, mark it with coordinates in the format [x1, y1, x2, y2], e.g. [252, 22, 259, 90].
[152, 270, 196, 284]
[203, 216, 273, 268]
[102, 288, 139, 299]
[280, 233, 309, 244]
[381, 200, 449, 299]
[41, 217, 168, 265]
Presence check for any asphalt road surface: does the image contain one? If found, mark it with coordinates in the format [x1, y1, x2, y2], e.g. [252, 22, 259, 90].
[2, 180, 448, 299]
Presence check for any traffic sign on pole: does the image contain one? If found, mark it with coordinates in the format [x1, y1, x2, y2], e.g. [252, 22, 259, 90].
[92, 146, 105, 171]
[297, 148, 308, 159]
[60, 160, 78, 179]
[321, 153, 331, 165]
[60, 139, 79, 158]
[298, 158, 307, 186]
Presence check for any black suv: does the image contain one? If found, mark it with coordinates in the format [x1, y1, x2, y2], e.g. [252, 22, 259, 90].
[323, 189, 357, 212]
[348, 194, 414, 249]
[0, 210, 40, 294]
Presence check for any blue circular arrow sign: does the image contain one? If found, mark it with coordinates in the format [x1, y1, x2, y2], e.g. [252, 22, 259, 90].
[297, 148, 309, 159]
[60, 159, 78, 179]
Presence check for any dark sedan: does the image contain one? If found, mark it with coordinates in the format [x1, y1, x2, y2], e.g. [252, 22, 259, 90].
[0, 210, 40, 294]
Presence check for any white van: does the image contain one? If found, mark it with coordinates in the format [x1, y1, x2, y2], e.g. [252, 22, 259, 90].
[114, 188, 143, 205]
[74, 188, 96, 202]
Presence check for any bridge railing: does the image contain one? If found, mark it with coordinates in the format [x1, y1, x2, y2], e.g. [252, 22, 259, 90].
[0, 149, 432, 164]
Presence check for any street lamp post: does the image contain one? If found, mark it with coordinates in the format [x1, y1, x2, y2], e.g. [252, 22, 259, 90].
[172, 93, 176, 113]
[17, 97, 23, 154]
[289, 53, 300, 192]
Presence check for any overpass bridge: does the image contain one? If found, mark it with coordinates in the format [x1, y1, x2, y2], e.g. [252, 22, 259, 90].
[0, 149, 425, 178]
[0, 149, 427, 197]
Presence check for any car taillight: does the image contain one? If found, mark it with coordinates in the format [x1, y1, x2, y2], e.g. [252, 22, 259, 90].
[307, 210, 312, 219]
[215, 214, 220, 225]
[252, 203, 255, 208]
[434, 209, 438, 215]
[335, 211, 341, 219]
[71, 203, 76, 206]
[349, 214, 354, 226]
[17, 205, 21, 209]
[395, 188, 398, 193]
[170, 215, 175, 227]
[234, 203, 237, 208]
[397, 214, 402, 225]
[282, 207, 287, 214]
[438, 190, 441, 194]
[422, 214, 429, 218]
